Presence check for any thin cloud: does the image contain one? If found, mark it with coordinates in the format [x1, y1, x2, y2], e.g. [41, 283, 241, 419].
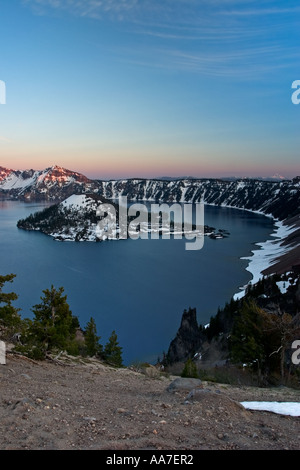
[133, 21, 288, 43]
[166, 50, 296, 79]
[23, 0, 300, 79]
[23, 0, 139, 19]
[221, 6, 300, 16]
[120, 40, 300, 79]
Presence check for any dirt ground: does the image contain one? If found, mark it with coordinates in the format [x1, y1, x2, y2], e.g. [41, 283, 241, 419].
[0, 353, 299, 451]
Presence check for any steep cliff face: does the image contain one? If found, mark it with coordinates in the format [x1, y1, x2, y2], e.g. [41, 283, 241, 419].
[98, 177, 300, 221]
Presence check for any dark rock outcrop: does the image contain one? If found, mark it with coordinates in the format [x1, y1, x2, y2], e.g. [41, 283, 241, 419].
[166, 308, 204, 364]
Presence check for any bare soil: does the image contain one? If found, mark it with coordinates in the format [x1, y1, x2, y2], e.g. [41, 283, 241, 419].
[0, 354, 299, 451]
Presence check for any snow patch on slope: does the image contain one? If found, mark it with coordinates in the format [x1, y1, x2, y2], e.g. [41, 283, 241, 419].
[0, 171, 37, 190]
[241, 401, 300, 417]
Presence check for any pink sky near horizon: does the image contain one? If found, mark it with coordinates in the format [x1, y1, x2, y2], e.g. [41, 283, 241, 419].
[1, 152, 298, 180]
[1, 130, 299, 181]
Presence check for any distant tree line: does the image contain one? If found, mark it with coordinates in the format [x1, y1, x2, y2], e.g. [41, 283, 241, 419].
[0, 274, 123, 367]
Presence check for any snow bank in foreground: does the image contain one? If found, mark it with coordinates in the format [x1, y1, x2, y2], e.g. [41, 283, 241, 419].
[241, 401, 300, 416]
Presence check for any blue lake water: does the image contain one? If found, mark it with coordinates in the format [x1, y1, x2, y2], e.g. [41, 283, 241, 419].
[0, 200, 274, 365]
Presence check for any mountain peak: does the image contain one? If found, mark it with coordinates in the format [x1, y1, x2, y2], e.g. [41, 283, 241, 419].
[0, 164, 98, 200]
[0, 166, 14, 181]
[45, 165, 90, 178]
[46, 165, 73, 174]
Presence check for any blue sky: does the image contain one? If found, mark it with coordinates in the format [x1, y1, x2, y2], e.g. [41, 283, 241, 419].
[0, 0, 299, 179]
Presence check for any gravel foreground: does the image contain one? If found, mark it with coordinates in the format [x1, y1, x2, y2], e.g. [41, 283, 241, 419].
[0, 354, 299, 451]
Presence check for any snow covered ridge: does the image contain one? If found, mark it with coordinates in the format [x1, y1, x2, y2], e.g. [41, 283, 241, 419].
[0, 165, 98, 200]
[98, 176, 300, 221]
[1, 165, 299, 222]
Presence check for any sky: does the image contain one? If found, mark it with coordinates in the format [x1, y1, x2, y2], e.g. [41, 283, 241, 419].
[0, 0, 299, 180]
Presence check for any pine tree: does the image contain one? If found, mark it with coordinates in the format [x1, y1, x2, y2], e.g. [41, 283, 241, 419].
[104, 330, 123, 367]
[229, 300, 266, 380]
[0, 274, 22, 339]
[229, 295, 300, 383]
[181, 357, 199, 378]
[30, 285, 78, 356]
[84, 317, 103, 357]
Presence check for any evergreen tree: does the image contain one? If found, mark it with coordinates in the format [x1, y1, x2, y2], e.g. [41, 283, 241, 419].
[229, 300, 266, 379]
[30, 285, 78, 356]
[230, 298, 300, 382]
[104, 330, 123, 367]
[0, 274, 22, 339]
[181, 357, 199, 378]
[84, 317, 103, 357]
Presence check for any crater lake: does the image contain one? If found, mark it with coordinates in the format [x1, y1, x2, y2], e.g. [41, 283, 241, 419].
[0, 200, 274, 365]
